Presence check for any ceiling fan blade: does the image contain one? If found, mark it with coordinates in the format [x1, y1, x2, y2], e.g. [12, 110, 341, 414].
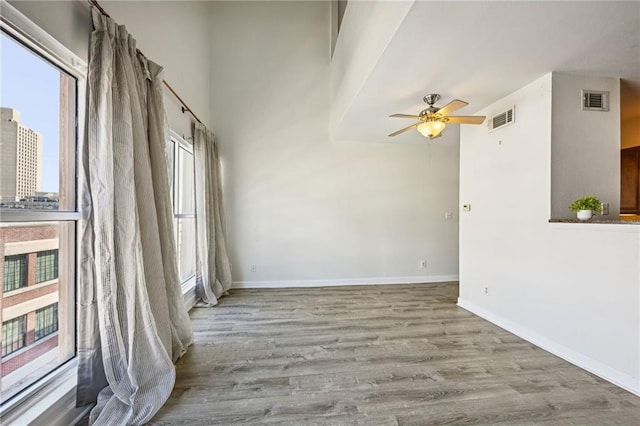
[445, 116, 486, 125]
[436, 99, 468, 117]
[388, 123, 419, 137]
[390, 113, 421, 119]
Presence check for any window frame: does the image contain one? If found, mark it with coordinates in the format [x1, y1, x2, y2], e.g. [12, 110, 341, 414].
[169, 131, 197, 293]
[171, 132, 196, 219]
[0, 1, 87, 421]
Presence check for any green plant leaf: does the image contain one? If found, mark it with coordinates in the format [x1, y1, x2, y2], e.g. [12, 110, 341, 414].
[569, 196, 603, 213]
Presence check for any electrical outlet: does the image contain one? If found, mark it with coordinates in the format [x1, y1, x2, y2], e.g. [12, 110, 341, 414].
[601, 203, 609, 215]
[463, 204, 471, 212]
[251, 265, 257, 272]
[484, 287, 489, 295]
[420, 260, 427, 268]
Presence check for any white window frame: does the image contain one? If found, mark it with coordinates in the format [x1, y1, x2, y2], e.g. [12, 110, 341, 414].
[169, 130, 197, 310]
[0, 2, 89, 424]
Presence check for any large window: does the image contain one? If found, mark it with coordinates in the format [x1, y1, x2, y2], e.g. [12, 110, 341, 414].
[3, 254, 27, 292]
[1, 316, 26, 357]
[0, 11, 83, 405]
[35, 303, 58, 340]
[169, 134, 196, 285]
[35, 249, 59, 283]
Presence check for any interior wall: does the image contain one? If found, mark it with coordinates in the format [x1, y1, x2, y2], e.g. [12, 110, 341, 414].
[8, 0, 92, 62]
[102, 1, 212, 137]
[209, 1, 460, 285]
[459, 73, 640, 395]
[8, 0, 212, 137]
[550, 73, 621, 218]
[330, 0, 413, 137]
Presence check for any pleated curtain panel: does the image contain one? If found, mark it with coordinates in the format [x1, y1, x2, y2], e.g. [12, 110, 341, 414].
[193, 124, 233, 305]
[77, 9, 193, 424]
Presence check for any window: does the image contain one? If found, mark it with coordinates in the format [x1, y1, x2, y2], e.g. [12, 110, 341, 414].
[0, 9, 84, 405]
[35, 303, 58, 340]
[3, 254, 27, 292]
[35, 250, 58, 283]
[169, 134, 196, 285]
[2, 316, 27, 357]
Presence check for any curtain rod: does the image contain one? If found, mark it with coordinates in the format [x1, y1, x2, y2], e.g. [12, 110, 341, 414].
[88, 0, 204, 125]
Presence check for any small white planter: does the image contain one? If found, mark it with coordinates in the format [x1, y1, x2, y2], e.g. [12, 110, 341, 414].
[577, 210, 593, 220]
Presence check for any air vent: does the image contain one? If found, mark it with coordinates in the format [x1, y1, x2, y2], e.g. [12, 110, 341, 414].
[488, 106, 515, 132]
[582, 90, 609, 111]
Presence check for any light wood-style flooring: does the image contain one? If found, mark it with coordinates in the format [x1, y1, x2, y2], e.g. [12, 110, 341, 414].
[150, 283, 640, 425]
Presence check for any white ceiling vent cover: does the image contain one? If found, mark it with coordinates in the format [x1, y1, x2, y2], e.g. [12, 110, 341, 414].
[582, 90, 609, 111]
[488, 106, 515, 132]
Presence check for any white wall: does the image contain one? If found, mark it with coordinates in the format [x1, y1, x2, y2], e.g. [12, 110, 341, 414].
[459, 73, 640, 395]
[8, 0, 92, 62]
[330, 0, 413, 136]
[9, 0, 212, 137]
[209, 1, 459, 286]
[551, 73, 620, 218]
[102, 1, 212, 137]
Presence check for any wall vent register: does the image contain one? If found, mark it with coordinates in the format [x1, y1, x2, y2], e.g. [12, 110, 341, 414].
[582, 90, 609, 111]
[488, 106, 515, 132]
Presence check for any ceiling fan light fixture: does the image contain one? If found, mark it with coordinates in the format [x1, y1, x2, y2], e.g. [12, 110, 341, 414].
[417, 121, 445, 138]
[389, 95, 484, 139]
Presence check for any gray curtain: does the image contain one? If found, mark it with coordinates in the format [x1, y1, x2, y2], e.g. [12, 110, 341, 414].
[77, 9, 193, 424]
[193, 123, 232, 306]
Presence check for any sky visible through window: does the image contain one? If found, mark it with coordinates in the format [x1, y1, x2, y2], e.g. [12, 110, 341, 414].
[1, 32, 61, 193]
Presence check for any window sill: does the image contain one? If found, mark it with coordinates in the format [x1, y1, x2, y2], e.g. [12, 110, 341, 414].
[3, 279, 57, 297]
[0, 359, 91, 426]
[1, 332, 58, 363]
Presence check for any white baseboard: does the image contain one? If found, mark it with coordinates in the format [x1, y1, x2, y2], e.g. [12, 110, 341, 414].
[183, 287, 198, 311]
[457, 297, 640, 397]
[233, 275, 459, 289]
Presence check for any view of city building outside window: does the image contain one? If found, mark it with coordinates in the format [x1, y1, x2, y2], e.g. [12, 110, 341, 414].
[0, 31, 77, 403]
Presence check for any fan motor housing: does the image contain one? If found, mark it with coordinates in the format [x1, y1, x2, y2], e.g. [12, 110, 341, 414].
[419, 106, 439, 117]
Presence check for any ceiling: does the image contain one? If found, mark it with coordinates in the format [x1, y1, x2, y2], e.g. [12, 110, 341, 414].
[333, 1, 640, 143]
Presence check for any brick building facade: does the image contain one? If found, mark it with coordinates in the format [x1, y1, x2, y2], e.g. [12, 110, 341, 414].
[0, 224, 59, 378]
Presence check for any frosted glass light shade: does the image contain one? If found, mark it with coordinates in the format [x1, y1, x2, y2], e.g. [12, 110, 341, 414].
[417, 121, 446, 138]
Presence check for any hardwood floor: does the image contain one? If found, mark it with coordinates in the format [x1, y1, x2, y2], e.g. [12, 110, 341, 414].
[150, 283, 640, 425]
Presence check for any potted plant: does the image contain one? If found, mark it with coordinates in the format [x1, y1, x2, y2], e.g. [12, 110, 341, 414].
[569, 196, 603, 220]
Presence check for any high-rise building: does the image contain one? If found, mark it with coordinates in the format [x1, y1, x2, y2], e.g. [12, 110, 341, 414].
[0, 107, 43, 202]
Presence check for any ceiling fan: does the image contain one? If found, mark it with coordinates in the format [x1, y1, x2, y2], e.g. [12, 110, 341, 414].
[389, 94, 486, 139]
